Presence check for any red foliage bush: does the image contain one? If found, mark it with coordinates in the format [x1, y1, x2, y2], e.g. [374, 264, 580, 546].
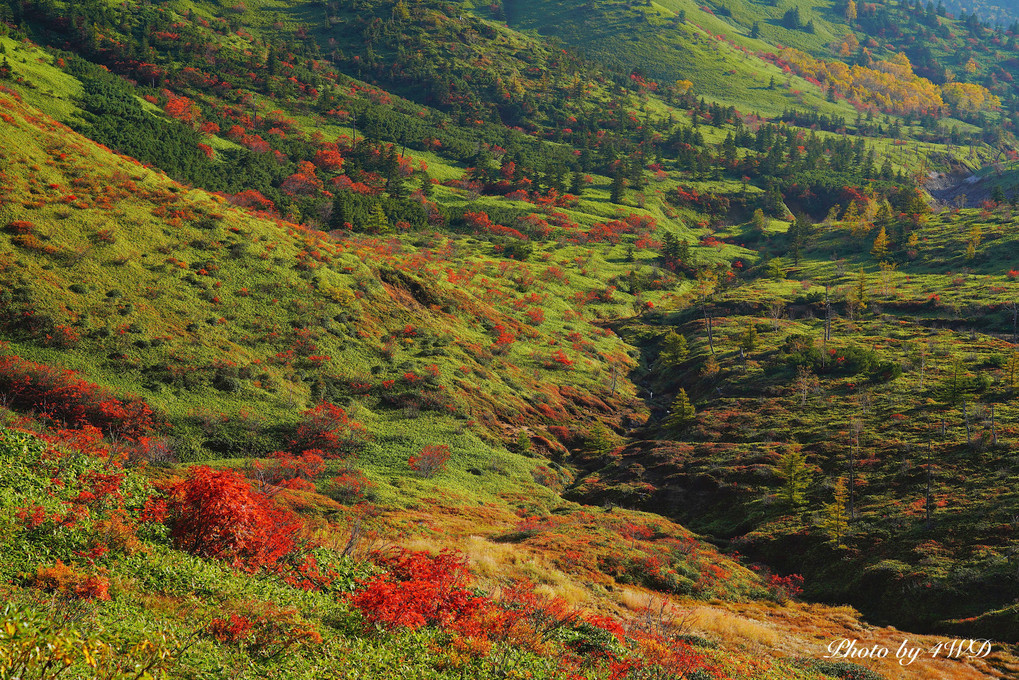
[280, 161, 323, 197]
[163, 93, 200, 125]
[228, 189, 276, 213]
[72, 470, 124, 509]
[16, 504, 49, 530]
[349, 549, 485, 630]
[0, 354, 160, 437]
[208, 606, 322, 656]
[620, 521, 655, 545]
[525, 308, 545, 325]
[545, 350, 574, 369]
[327, 468, 375, 503]
[248, 449, 326, 491]
[5, 220, 35, 235]
[767, 573, 804, 602]
[313, 148, 344, 172]
[165, 466, 303, 571]
[208, 614, 253, 644]
[43, 324, 81, 349]
[463, 211, 527, 240]
[292, 402, 368, 458]
[32, 560, 110, 600]
[408, 444, 450, 477]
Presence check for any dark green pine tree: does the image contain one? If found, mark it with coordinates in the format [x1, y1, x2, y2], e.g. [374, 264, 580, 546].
[570, 170, 583, 196]
[610, 171, 625, 204]
[782, 6, 801, 28]
[663, 389, 696, 431]
[329, 193, 350, 230]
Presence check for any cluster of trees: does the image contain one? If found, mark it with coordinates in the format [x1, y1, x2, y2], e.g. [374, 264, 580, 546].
[771, 49, 1000, 116]
[847, 0, 1019, 129]
[11, 0, 992, 240]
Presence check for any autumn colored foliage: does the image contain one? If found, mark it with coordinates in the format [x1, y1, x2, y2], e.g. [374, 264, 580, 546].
[164, 466, 303, 571]
[31, 560, 110, 601]
[247, 449, 326, 492]
[227, 189, 276, 213]
[765, 48, 999, 115]
[408, 444, 451, 477]
[349, 549, 484, 630]
[292, 402, 369, 458]
[347, 548, 721, 678]
[0, 354, 160, 438]
[326, 468, 375, 503]
[207, 606, 322, 658]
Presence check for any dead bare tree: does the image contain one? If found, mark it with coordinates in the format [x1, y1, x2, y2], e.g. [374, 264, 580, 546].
[769, 300, 785, 331]
[795, 365, 819, 407]
[1008, 300, 1019, 344]
[848, 418, 864, 521]
[628, 595, 694, 640]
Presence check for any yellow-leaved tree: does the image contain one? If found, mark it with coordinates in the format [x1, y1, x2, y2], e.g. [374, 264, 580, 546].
[940, 82, 1001, 114]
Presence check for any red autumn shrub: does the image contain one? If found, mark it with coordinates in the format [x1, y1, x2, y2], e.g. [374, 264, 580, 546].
[280, 161, 324, 197]
[163, 93, 200, 125]
[72, 470, 124, 510]
[91, 511, 141, 555]
[621, 521, 654, 539]
[228, 189, 276, 213]
[132, 435, 175, 465]
[292, 403, 368, 458]
[32, 560, 110, 600]
[208, 605, 322, 656]
[525, 308, 545, 325]
[43, 425, 109, 458]
[349, 549, 484, 630]
[269, 477, 308, 493]
[0, 354, 160, 437]
[208, 614, 253, 644]
[44, 324, 81, 348]
[313, 148, 344, 172]
[16, 504, 49, 530]
[165, 466, 303, 571]
[408, 444, 450, 478]
[490, 579, 580, 639]
[247, 449, 326, 491]
[326, 468, 375, 503]
[608, 635, 718, 679]
[767, 573, 804, 602]
[545, 349, 574, 369]
[5, 220, 35, 234]
[463, 211, 527, 240]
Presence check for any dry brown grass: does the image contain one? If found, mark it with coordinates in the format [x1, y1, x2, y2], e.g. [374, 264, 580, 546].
[340, 500, 1017, 680]
[687, 606, 781, 649]
[722, 600, 1013, 680]
[616, 586, 654, 613]
[397, 534, 591, 608]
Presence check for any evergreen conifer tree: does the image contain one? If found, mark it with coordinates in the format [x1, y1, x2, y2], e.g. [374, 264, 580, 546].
[663, 389, 696, 431]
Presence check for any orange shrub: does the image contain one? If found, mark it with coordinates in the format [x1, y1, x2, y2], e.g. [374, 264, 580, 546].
[32, 560, 110, 600]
